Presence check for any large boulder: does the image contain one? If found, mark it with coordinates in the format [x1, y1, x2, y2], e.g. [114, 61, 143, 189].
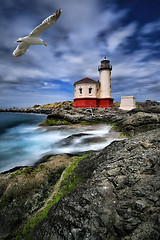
[116, 110, 160, 136]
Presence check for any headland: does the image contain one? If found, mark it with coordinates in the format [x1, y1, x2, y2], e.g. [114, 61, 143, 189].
[0, 100, 160, 240]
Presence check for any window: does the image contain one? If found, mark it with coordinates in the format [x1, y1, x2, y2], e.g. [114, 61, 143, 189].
[89, 88, 92, 94]
[79, 88, 82, 94]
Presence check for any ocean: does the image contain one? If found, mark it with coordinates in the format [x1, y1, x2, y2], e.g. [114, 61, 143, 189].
[0, 112, 119, 173]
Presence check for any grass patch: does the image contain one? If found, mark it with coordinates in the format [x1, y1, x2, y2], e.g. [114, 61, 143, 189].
[10, 167, 41, 179]
[33, 104, 41, 108]
[15, 154, 88, 240]
[40, 101, 73, 109]
[10, 167, 33, 179]
[113, 102, 120, 107]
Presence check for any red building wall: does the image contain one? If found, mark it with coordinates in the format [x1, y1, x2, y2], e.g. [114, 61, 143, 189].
[73, 98, 98, 108]
[73, 98, 113, 108]
[98, 98, 114, 108]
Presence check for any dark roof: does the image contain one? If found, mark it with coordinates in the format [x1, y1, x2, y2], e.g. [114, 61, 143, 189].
[73, 78, 97, 86]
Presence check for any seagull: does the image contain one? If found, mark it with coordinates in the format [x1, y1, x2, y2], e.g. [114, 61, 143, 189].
[13, 9, 62, 57]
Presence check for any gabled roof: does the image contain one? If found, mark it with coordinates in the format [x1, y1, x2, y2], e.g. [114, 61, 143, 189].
[73, 78, 97, 86]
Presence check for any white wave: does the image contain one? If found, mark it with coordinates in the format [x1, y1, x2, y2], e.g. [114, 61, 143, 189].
[0, 123, 120, 173]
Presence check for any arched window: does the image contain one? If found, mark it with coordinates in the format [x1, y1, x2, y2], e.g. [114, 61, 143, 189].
[79, 88, 82, 94]
[89, 88, 92, 94]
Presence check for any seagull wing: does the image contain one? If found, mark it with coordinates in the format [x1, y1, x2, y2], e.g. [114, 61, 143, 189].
[13, 43, 30, 57]
[29, 9, 62, 37]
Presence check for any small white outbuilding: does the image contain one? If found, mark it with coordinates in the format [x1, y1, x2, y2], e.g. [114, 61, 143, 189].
[119, 96, 136, 111]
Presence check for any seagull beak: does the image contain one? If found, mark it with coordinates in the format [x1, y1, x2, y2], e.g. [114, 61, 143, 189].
[16, 40, 22, 42]
[44, 43, 47, 47]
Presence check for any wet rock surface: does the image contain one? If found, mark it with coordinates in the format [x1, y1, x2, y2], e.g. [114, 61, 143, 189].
[57, 133, 111, 147]
[33, 129, 160, 240]
[57, 133, 92, 146]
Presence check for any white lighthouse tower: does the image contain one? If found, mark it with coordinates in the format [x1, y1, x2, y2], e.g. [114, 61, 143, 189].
[98, 57, 113, 107]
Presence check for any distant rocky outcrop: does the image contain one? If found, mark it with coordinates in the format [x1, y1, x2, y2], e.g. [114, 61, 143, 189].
[137, 100, 160, 108]
[0, 107, 52, 115]
[0, 101, 73, 115]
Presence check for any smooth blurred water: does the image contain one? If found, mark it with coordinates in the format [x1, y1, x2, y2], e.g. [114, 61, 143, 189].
[0, 112, 119, 173]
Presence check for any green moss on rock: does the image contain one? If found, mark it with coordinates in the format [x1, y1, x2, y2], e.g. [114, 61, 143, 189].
[16, 155, 88, 240]
[10, 167, 35, 179]
[53, 154, 88, 204]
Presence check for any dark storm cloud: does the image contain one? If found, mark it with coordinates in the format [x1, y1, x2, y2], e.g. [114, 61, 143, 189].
[148, 86, 160, 93]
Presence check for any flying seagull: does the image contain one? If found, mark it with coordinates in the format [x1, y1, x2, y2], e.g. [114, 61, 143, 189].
[13, 9, 62, 57]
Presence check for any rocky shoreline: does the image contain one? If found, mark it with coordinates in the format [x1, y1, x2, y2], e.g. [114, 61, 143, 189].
[1, 100, 160, 137]
[0, 107, 52, 115]
[0, 100, 160, 240]
[40, 101, 160, 136]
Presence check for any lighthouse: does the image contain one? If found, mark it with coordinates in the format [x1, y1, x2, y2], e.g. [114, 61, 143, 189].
[73, 57, 114, 108]
[98, 57, 113, 107]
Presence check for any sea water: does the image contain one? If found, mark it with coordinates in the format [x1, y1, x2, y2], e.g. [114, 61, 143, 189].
[0, 112, 118, 173]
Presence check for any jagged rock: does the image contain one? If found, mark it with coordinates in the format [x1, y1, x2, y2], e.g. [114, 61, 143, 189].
[33, 129, 160, 240]
[116, 110, 160, 136]
[57, 133, 92, 146]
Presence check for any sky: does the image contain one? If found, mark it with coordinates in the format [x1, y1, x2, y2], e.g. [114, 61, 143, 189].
[0, 0, 160, 108]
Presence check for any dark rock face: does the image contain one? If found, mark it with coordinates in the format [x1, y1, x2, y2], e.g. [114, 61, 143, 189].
[116, 110, 160, 136]
[33, 129, 160, 240]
